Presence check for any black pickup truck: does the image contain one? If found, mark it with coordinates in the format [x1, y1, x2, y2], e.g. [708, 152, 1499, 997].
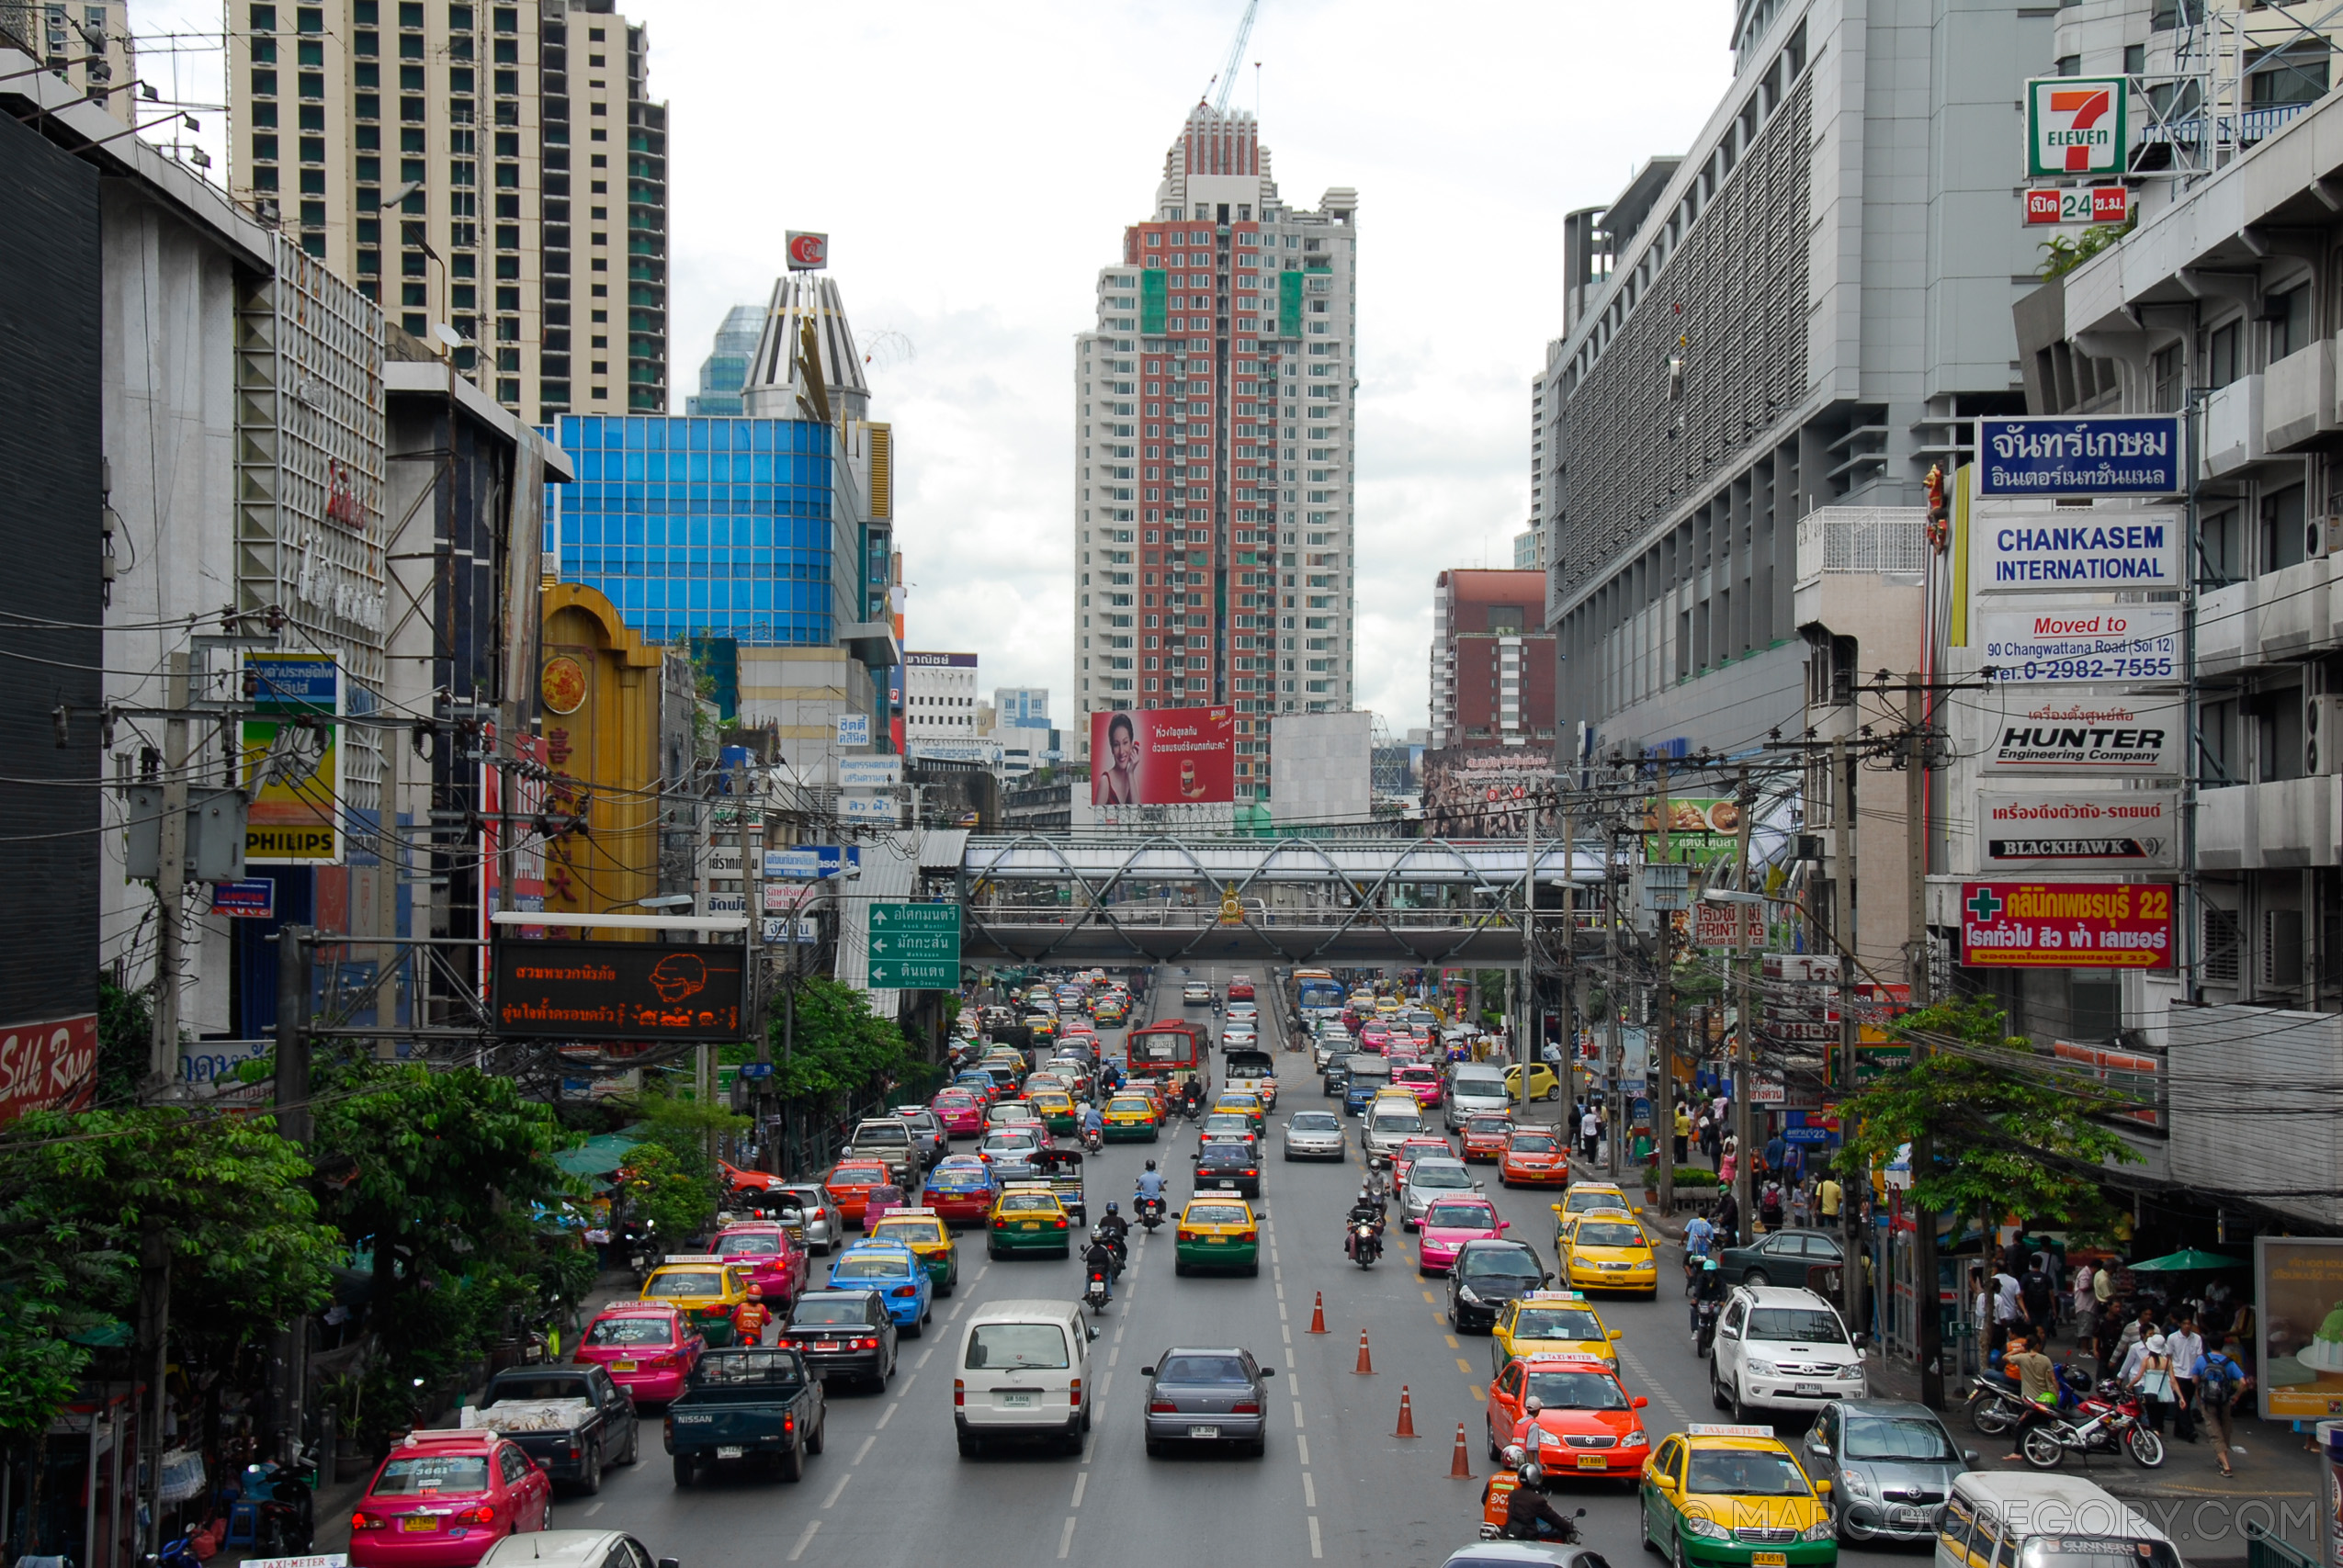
[662, 1345, 828, 1486]
[469, 1365, 640, 1494]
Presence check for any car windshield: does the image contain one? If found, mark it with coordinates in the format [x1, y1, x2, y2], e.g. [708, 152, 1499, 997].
[1524, 1370, 1628, 1409]
[585, 1316, 673, 1347]
[1201, 1145, 1252, 1166]
[788, 1298, 870, 1327]
[1157, 1355, 1250, 1384]
[1371, 1112, 1421, 1134]
[966, 1323, 1070, 1370]
[690, 1348, 807, 1388]
[1575, 1223, 1645, 1248]
[855, 1124, 909, 1145]
[1290, 1113, 1339, 1131]
[872, 1223, 943, 1246]
[1841, 1416, 1960, 1461]
[370, 1454, 490, 1495]
[1188, 1204, 1249, 1225]
[648, 1269, 726, 1298]
[986, 1134, 1038, 1151]
[2021, 1542, 2182, 1568]
[1511, 1135, 1559, 1153]
[1204, 1116, 1251, 1134]
[1565, 1190, 1623, 1211]
[1425, 1203, 1497, 1229]
[717, 1233, 782, 1256]
[1110, 1098, 1154, 1113]
[1458, 1247, 1542, 1280]
[1467, 1119, 1513, 1136]
[831, 1167, 885, 1185]
[1413, 1166, 1471, 1190]
[1747, 1308, 1849, 1344]
[832, 1257, 904, 1280]
[999, 1194, 1058, 1213]
[1512, 1308, 1606, 1341]
[1688, 1450, 1813, 1495]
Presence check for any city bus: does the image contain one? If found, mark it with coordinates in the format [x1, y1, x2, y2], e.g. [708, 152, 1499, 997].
[1288, 968, 1345, 1028]
[1124, 1020, 1209, 1101]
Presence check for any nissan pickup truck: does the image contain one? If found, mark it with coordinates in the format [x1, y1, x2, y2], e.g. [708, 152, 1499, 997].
[662, 1345, 828, 1486]
[464, 1364, 640, 1494]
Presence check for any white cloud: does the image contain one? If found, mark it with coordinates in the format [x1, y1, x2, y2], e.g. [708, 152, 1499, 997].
[129, 0, 1738, 731]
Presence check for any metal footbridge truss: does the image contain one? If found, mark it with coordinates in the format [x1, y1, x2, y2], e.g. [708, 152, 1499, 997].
[956, 834, 1596, 966]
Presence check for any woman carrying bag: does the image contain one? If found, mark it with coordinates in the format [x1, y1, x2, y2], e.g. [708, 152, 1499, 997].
[2129, 1332, 2177, 1436]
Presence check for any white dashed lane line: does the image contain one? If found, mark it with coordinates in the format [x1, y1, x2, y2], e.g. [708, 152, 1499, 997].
[1616, 1346, 1692, 1421]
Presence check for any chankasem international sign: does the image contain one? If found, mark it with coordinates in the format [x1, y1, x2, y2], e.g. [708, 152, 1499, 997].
[1975, 416, 2184, 498]
[492, 940, 746, 1042]
[1973, 509, 2182, 592]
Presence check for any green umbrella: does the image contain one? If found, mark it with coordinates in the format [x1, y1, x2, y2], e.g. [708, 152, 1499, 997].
[2127, 1247, 2247, 1272]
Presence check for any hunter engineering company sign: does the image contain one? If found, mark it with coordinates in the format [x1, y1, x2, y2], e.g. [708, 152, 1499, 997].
[1977, 691, 2183, 777]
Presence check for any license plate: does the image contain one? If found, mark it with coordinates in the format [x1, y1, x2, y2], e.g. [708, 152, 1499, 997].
[1891, 1507, 1928, 1525]
[812, 1341, 840, 1352]
[400, 1517, 438, 1533]
[1187, 1426, 1220, 1439]
[1001, 1393, 1036, 1408]
[1753, 1555, 1788, 1566]
[1207, 1235, 1225, 1245]
[1794, 1382, 1824, 1396]
[1576, 1454, 1606, 1470]
[1022, 1223, 1038, 1231]
[612, 1359, 638, 1372]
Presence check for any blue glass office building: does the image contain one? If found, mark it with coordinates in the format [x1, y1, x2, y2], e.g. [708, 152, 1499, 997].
[548, 415, 839, 647]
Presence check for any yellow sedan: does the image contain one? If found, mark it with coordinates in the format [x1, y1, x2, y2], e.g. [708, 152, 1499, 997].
[1488, 1289, 1624, 1378]
[1557, 1213, 1659, 1296]
[1101, 1093, 1162, 1144]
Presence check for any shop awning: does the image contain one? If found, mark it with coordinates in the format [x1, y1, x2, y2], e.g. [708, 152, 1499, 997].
[2128, 1247, 2247, 1272]
[552, 1131, 644, 1179]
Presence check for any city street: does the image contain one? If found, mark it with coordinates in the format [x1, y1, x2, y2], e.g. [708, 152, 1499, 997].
[512, 967, 1948, 1568]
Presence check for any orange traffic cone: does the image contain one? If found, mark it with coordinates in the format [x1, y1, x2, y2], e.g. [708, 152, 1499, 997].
[1395, 1384, 1418, 1438]
[1354, 1329, 1375, 1374]
[1308, 1292, 1327, 1334]
[1450, 1422, 1474, 1478]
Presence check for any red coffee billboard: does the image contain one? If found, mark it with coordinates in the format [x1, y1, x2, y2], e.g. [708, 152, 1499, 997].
[1089, 706, 1236, 806]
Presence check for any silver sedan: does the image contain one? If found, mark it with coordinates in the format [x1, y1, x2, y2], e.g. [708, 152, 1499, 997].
[1141, 1348, 1274, 1458]
[1400, 1157, 1479, 1229]
[1281, 1110, 1345, 1161]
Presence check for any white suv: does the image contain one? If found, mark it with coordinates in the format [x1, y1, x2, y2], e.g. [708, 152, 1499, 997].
[1708, 1284, 1866, 1419]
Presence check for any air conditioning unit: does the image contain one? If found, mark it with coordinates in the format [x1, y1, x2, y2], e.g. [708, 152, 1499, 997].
[2306, 514, 2343, 558]
[2307, 694, 2343, 775]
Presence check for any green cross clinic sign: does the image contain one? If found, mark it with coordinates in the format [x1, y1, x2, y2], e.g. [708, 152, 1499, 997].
[867, 903, 961, 989]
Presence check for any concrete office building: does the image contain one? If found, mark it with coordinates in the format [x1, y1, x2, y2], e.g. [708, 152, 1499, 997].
[228, 0, 668, 426]
[1, 2, 133, 122]
[1072, 100, 1359, 798]
[905, 651, 981, 742]
[1429, 569, 1555, 751]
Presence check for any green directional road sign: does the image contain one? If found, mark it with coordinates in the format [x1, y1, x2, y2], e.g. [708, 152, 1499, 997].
[867, 902, 962, 989]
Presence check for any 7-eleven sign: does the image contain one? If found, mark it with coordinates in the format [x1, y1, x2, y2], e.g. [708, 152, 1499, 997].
[2029, 78, 2129, 176]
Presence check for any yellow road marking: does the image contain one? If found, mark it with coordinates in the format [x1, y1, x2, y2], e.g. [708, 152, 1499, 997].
[1469, 1383, 1485, 1401]
[1421, 1290, 1435, 1303]
[1445, 1335, 1458, 1348]
[1456, 1358, 1472, 1375]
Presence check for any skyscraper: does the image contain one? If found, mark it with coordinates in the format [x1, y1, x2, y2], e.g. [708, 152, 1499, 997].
[1072, 101, 1357, 800]
[227, 0, 668, 426]
[685, 302, 763, 414]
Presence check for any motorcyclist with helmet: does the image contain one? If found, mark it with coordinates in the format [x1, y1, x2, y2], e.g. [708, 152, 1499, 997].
[1095, 1201, 1130, 1274]
[1502, 1460, 1580, 1542]
[1133, 1160, 1167, 1225]
[1692, 1255, 1728, 1341]
[1344, 1186, 1385, 1261]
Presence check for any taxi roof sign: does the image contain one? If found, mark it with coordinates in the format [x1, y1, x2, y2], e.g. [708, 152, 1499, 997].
[1523, 1290, 1590, 1302]
[1685, 1424, 1777, 1438]
[873, 1205, 937, 1217]
[660, 1254, 725, 1265]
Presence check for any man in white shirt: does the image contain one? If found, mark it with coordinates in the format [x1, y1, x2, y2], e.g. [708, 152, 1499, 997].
[1992, 1268, 2021, 1354]
[1579, 1107, 1602, 1163]
[2166, 1316, 2204, 1443]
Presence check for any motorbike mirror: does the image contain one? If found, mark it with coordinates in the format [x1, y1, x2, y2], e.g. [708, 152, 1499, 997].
[1575, 1508, 1588, 1517]
[1964, 1450, 1980, 1463]
[1085, 1325, 1100, 1341]
[657, 1559, 682, 1568]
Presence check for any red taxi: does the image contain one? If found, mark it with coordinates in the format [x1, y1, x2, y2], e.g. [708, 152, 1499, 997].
[931, 1087, 987, 1137]
[708, 1221, 808, 1309]
[1460, 1115, 1516, 1163]
[1498, 1128, 1571, 1187]
[1357, 1021, 1393, 1052]
[572, 1303, 702, 1404]
[347, 1428, 550, 1568]
[1228, 976, 1255, 1001]
[1388, 1136, 1456, 1190]
[824, 1158, 895, 1227]
[1484, 1352, 1650, 1482]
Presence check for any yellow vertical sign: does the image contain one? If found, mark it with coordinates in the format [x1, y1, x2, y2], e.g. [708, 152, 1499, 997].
[242, 650, 342, 864]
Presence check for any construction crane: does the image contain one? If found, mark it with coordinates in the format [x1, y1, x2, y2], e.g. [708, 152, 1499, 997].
[1205, 0, 1259, 114]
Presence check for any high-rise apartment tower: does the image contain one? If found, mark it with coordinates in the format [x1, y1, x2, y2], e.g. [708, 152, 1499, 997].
[1072, 101, 1357, 799]
[228, 0, 668, 425]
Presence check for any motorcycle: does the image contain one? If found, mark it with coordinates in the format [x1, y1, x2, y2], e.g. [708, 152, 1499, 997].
[2018, 1380, 2165, 1470]
[1693, 1296, 1722, 1358]
[1084, 1268, 1112, 1315]
[1348, 1220, 1382, 1269]
[1135, 1194, 1167, 1232]
[146, 1521, 205, 1568]
[626, 1221, 660, 1287]
[1964, 1371, 2037, 1437]
[1081, 1123, 1104, 1155]
[243, 1446, 318, 1556]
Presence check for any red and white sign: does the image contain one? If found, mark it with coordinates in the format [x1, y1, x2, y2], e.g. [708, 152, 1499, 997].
[1691, 901, 1762, 950]
[2024, 186, 2131, 226]
[1089, 705, 1236, 807]
[0, 1012, 97, 1125]
[1960, 880, 2174, 969]
[2029, 79, 2127, 176]
[785, 231, 829, 271]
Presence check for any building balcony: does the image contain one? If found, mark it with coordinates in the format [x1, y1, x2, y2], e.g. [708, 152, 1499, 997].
[2198, 774, 2341, 870]
[2202, 374, 2267, 476]
[2265, 338, 2338, 452]
[2195, 558, 2337, 677]
[1793, 505, 1927, 588]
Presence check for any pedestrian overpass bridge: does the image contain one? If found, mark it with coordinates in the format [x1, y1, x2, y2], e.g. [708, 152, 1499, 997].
[955, 834, 1602, 966]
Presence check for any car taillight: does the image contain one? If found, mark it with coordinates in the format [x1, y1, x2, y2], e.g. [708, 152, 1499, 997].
[1238, 1230, 1257, 1243]
[857, 1337, 881, 1350]
[1149, 1399, 1178, 1413]
[450, 1506, 494, 1527]
[1052, 1216, 1067, 1228]
[1177, 1229, 1197, 1242]
[955, 1379, 966, 1407]
[1230, 1401, 1261, 1415]
[892, 1285, 919, 1298]
[350, 1513, 385, 1533]
[1070, 1378, 1081, 1404]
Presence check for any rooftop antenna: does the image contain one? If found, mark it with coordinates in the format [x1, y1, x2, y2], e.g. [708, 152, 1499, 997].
[1208, 0, 1259, 114]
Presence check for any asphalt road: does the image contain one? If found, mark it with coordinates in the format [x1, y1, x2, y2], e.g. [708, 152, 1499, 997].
[543, 965, 1943, 1568]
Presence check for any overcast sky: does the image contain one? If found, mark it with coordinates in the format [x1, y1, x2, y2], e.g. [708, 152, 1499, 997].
[134, 0, 1737, 732]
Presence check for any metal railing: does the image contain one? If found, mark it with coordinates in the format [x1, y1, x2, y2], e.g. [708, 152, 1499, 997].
[1794, 506, 1929, 583]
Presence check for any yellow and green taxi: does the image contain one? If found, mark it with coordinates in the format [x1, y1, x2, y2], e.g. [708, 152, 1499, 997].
[1556, 1180, 1636, 1220]
[1095, 997, 1128, 1026]
[1028, 1089, 1081, 1135]
[1640, 1424, 1836, 1568]
[1557, 1210, 1659, 1296]
[866, 1205, 960, 1294]
[1023, 1013, 1058, 1043]
[1212, 1089, 1267, 1134]
[1172, 1196, 1260, 1277]
[1504, 1061, 1563, 1102]
[639, 1255, 753, 1347]
[1488, 1289, 1624, 1378]
[986, 1183, 1074, 1259]
[1101, 1092, 1162, 1143]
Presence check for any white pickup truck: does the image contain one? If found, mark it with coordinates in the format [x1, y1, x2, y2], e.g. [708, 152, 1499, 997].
[1222, 1049, 1278, 1110]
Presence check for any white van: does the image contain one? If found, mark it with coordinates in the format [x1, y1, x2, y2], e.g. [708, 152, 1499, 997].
[1709, 1284, 1867, 1416]
[955, 1298, 1098, 1457]
[1936, 1473, 2180, 1568]
[1444, 1066, 1511, 1131]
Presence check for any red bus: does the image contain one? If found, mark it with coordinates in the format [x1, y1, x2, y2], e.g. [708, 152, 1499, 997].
[1125, 1021, 1207, 1089]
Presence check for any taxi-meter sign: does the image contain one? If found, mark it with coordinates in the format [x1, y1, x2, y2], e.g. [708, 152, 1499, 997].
[2029, 78, 2128, 177]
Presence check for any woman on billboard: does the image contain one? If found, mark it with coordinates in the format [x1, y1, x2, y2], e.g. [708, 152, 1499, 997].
[1097, 712, 1142, 805]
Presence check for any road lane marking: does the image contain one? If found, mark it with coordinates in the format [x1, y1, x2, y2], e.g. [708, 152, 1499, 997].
[1058, 1517, 1078, 1559]
[1308, 1515, 1323, 1559]
[918, 1347, 934, 1366]
[1297, 1435, 1310, 1463]
[896, 1373, 915, 1393]
[853, 1435, 876, 1464]
[1101, 1371, 1115, 1400]
[582, 1503, 604, 1517]
[1278, 1301, 1288, 1321]
[1422, 1290, 1436, 1303]
[787, 1521, 820, 1561]
[1456, 1357, 1472, 1376]
[1303, 1472, 1317, 1507]
[1071, 1472, 1088, 1507]
[1445, 1335, 1459, 1348]
[1280, 1323, 1292, 1344]
[1274, 1280, 1285, 1300]
[875, 1402, 896, 1430]
[1109, 1346, 1119, 1367]
[1294, 1400, 1306, 1427]
[823, 1473, 852, 1507]
[1617, 1347, 1692, 1420]
[1469, 1385, 1484, 1401]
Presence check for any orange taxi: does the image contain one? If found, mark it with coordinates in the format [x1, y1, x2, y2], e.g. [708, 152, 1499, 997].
[1498, 1127, 1571, 1187]
[1485, 1351, 1650, 1482]
[1460, 1115, 1516, 1164]
[824, 1158, 895, 1227]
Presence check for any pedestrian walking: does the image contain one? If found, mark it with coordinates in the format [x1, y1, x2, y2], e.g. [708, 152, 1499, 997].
[2071, 1261, 2097, 1350]
[2196, 1338, 2248, 1478]
[1763, 1132, 1788, 1175]
[1579, 1104, 1602, 1163]
[1719, 1135, 1738, 1190]
[1989, 1265, 2021, 1355]
[1817, 1173, 1842, 1226]
[2167, 1314, 2204, 1443]
[2128, 1333, 2177, 1437]
[1715, 1188, 1741, 1250]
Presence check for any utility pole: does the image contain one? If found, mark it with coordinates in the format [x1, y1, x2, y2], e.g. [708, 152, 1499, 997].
[1604, 817, 1624, 1179]
[1907, 674, 1944, 1407]
[743, 784, 772, 1172]
[1558, 794, 1579, 1111]
[149, 652, 190, 1089]
[1834, 735, 1862, 1326]
[1654, 760, 1674, 1217]
[270, 922, 312, 1462]
[1730, 767, 1755, 1240]
[1521, 775, 1536, 1103]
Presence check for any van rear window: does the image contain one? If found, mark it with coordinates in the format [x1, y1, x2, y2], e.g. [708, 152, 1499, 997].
[966, 1323, 1070, 1370]
[2022, 1541, 2179, 1568]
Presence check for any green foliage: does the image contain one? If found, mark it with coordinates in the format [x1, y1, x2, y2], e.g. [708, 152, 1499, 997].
[93, 974, 157, 1107]
[616, 1142, 715, 1241]
[1833, 996, 2136, 1237]
[2037, 216, 2137, 280]
[768, 977, 913, 1101]
[628, 1089, 745, 1183]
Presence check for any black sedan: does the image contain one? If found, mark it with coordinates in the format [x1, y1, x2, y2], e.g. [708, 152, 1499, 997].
[1141, 1346, 1274, 1458]
[1193, 1140, 1262, 1199]
[1720, 1226, 1849, 1292]
[1445, 1237, 1551, 1333]
[777, 1289, 898, 1391]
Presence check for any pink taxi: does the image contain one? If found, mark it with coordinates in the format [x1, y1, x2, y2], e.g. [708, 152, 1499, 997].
[1417, 1195, 1510, 1275]
[1392, 1062, 1445, 1110]
[709, 1220, 808, 1308]
[572, 1303, 703, 1404]
[930, 1086, 987, 1137]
